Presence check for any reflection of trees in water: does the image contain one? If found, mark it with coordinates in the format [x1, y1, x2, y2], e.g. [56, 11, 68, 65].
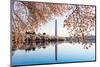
[71, 39, 93, 50]
[12, 36, 95, 56]
[12, 41, 94, 56]
[12, 38, 94, 52]
[66, 36, 95, 49]
[12, 41, 63, 52]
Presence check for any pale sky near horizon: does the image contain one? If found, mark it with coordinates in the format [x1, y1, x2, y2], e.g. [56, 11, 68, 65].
[37, 13, 70, 37]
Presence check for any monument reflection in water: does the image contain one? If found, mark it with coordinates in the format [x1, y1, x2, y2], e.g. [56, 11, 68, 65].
[12, 38, 95, 66]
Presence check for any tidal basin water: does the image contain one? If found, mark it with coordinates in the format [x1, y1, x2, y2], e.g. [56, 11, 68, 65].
[12, 42, 95, 66]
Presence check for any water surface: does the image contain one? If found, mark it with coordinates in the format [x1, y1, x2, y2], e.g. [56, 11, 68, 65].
[12, 42, 95, 66]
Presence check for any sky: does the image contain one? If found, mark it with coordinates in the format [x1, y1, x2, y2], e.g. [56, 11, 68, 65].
[37, 13, 70, 37]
